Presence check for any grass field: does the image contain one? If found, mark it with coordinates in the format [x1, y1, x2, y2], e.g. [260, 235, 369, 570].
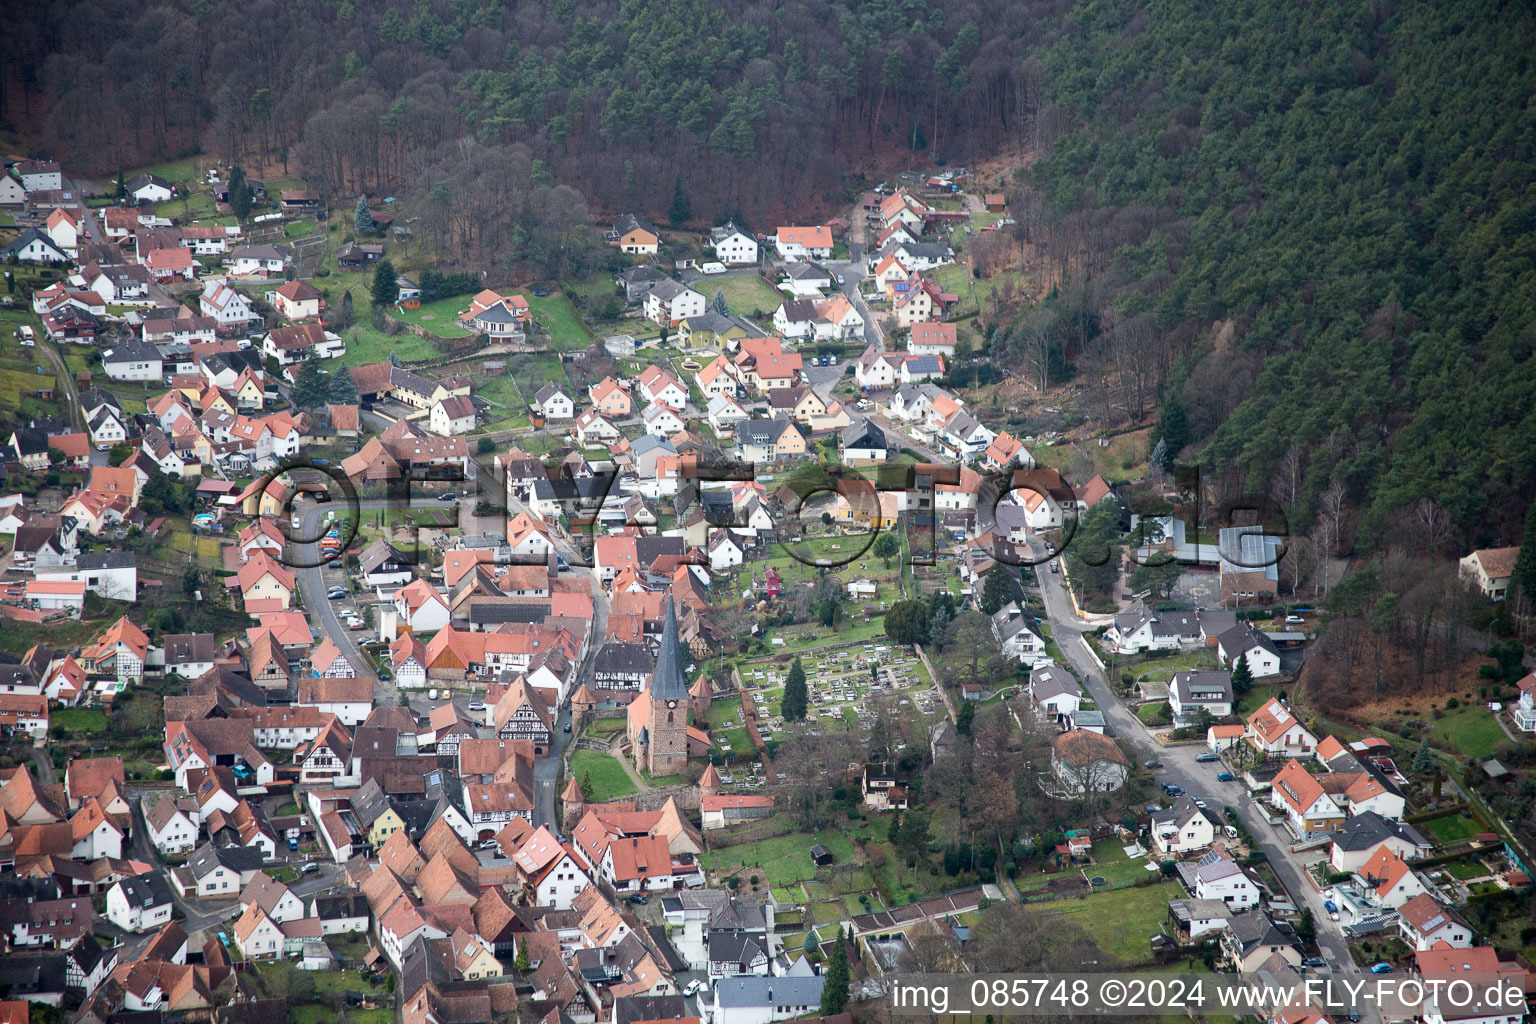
[1423, 705, 1505, 758]
[285, 219, 319, 239]
[567, 749, 637, 802]
[710, 274, 785, 318]
[1033, 880, 1184, 964]
[526, 292, 593, 350]
[1418, 810, 1481, 847]
[388, 295, 475, 338]
[0, 365, 59, 406]
[53, 709, 109, 733]
[702, 829, 857, 888]
[1032, 430, 1152, 486]
[330, 322, 442, 366]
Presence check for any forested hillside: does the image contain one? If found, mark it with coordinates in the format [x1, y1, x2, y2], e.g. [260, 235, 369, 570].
[1018, 0, 1536, 547]
[3, 0, 1038, 221]
[7, 0, 1533, 548]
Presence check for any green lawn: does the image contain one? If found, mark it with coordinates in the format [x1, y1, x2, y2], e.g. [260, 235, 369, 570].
[1418, 811, 1482, 847]
[701, 829, 857, 889]
[1424, 705, 1505, 758]
[388, 294, 475, 338]
[0, 366, 59, 406]
[567, 749, 637, 802]
[53, 709, 109, 733]
[102, 158, 206, 189]
[1237, 684, 1280, 716]
[526, 292, 593, 350]
[285, 219, 319, 239]
[1033, 881, 1184, 964]
[328, 321, 442, 367]
[711, 274, 785, 318]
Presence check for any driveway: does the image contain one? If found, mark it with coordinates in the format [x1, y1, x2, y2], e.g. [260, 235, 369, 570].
[1028, 548, 1377, 1022]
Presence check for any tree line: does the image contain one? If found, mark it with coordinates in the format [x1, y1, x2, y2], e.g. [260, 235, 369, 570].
[8, 0, 1042, 226]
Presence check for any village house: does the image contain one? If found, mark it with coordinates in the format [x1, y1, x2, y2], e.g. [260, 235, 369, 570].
[774, 225, 833, 261]
[608, 214, 660, 254]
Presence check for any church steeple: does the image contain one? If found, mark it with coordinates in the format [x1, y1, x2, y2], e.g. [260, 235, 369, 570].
[648, 595, 690, 703]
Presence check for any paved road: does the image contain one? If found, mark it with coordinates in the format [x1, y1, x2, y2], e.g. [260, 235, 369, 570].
[1028, 547, 1376, 1022]
[294, 496, 460, 704]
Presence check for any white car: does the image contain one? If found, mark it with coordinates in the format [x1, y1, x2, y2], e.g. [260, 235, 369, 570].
[467, 701, 487, 711]
[700, 262, 727, 275]
[683, 980, 705, 997]
[428, 688, 439, 700]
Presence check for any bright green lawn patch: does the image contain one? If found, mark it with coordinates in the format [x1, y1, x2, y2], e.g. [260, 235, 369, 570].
[285, 220, 318, 239]
[388, 294, 474, 338]
[0, 367, 58, 406]
[1424, 705, 1505, 758]
[567, 749, 637, 802]
[711, 274, 784, 318]
[53, 709, 109, 733]
[329, 322, 441, 367]
[1033, 881, 1184, 964]
[526, 291, 593, 350]
[1442, 859, 1489, 880]
[702, 829, 857, 889]
[1419, 811, 1481, 847]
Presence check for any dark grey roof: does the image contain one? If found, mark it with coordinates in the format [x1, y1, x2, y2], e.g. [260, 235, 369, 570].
[118, 871, 174, 908]
[350, 778, 394, 830]
[3, 228, 67, 258]
[1170, 670, 1233, 704]
[1329, 811, 1429, 851]
[614, 996, 686, 1024]
[1224, 910, 1296, 954]
[783, 262, 831, 281]
[313, 891, 368, 921]
[708, 930, 764, 964]
[899, 242, 953, 259]
[779, 298, 818, 321]
[594, 643, 654, 676]
[648, 597, 690, 703]
[189, 842, 265, 877]
[1151, 795, 1211, 830]
[104, 338, 163, 366]
[714, 976, 824, 1008]
[1218, 624, 1281, 659]
[162, 633, 216, 666]
[644, 278, 697, 303]
[613, 214, 657, 237]
[76, 550, 136, 570]
[841, 418, 886, 451]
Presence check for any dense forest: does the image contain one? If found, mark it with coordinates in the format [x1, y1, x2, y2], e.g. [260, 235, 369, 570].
[1012, 0, 1536, 548]
[3, 0, 1038, 221]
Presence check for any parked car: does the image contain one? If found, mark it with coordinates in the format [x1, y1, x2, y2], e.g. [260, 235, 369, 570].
[1162, 783, 1184, 796]
[1217, 771, 1237, 782]
[627, 894, 647, 905]
[301, 863, 321, 875]
[1302, 957, 1327, 968]
[683, 980, 705, 997]
[563, 722, 572, 732]
[1285, 614, 1305, 623]
[1370, 963, 1392, 974]
[1143, 759, 1163, 769]
[1324, 900, 1338, 914]
[328, 591, 345, 600]
[428, 689, 439, 700]
[479, 839, 500, 850]
[467, 701, 487, 711]
[1195, 752, 1220, 763]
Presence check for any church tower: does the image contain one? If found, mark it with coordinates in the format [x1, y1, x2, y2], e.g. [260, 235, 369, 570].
[642, 596, 691, 776]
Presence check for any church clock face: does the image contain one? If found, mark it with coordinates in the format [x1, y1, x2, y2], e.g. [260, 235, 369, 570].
[666, 701, 676, 709]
